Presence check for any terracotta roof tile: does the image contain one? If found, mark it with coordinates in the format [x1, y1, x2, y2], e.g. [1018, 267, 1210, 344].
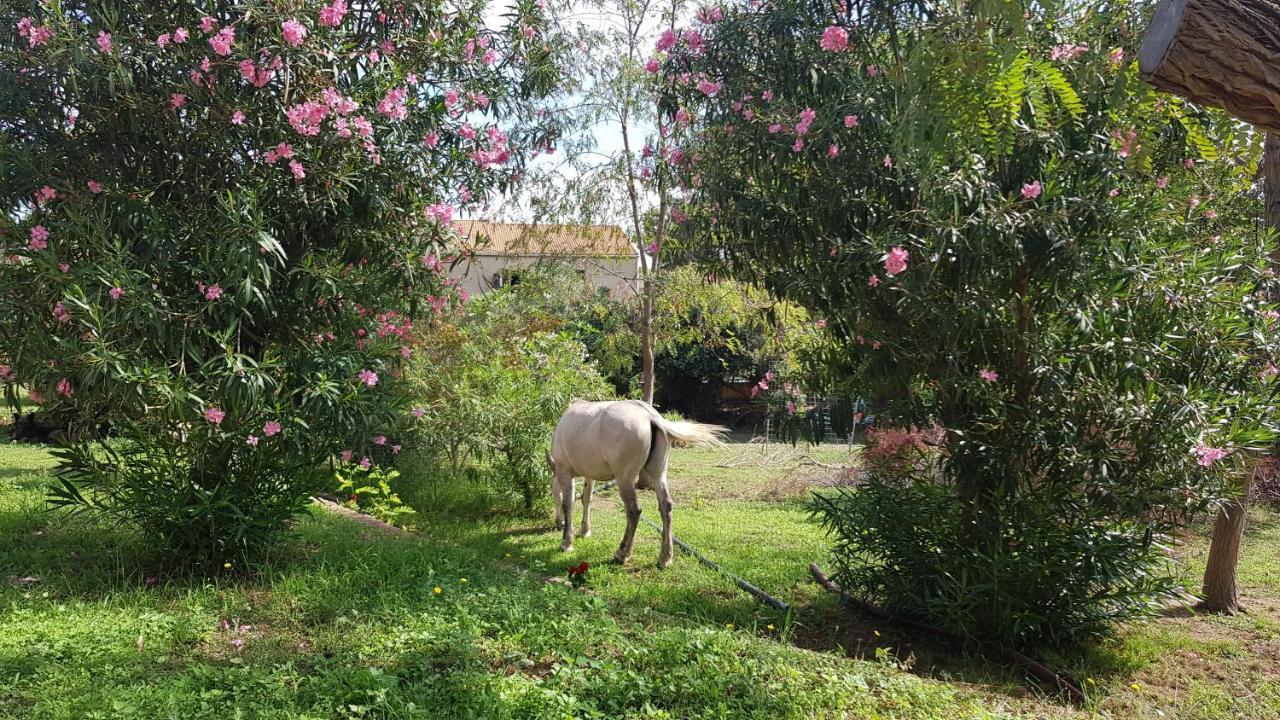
[456, 220, 634, 257]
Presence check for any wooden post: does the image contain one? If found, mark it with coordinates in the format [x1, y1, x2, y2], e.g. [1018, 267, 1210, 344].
[1139, 0, 1280, 134]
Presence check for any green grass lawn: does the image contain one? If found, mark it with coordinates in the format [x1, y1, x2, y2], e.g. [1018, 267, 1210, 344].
[3, 438, 1280, 718]
[0, 441, 1004, 720]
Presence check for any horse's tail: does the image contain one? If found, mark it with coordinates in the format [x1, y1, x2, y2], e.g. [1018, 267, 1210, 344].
[634, 401, 728, 448]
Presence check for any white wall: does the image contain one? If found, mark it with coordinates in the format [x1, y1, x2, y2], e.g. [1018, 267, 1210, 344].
[449, 254, 640, 298]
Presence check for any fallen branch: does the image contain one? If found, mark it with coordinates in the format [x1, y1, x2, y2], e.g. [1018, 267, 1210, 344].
[808, 563, 1085, 706]
[644, 517, 791, 612]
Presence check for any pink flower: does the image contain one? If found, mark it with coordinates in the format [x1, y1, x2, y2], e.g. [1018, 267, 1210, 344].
[412, 406, 425, 419]
[246, 435, 259, 446]
[360, 456, 372, 470]
[29, 225, 49, 250]
[423, 132, 440, 148]
[109, 286, 124, 300]
[373, 435, 387, 445]
[58, 263, 69, 273]
[96, 31, 113, 53]
[169, 93, 187, 110]
[1156, 176, 1169, 189]
[27, 390, 44, 405]
[1190, 194, 1201, 208]
[209, 27, 234, 56]
[1193, 443, 1227, 468]
[200, 16, 218, 33]
[87, 180, 103, 193]
[820, 26, 848, 52]
[157, 32, 171, 48]
[883, 246, 908, 276]
[1184, 158, 1195, 169]
[340, 449, 354, 462]
[17, 18, 53, 48]
[844, 114, 859, 128]
[231, 110, 245, 125]
[392, 444, 402, 455]
[56, 378, 73, 397]
[815, 319, 827, 328]
[792, 138, 804, 152]
[1108, 188, 1120, 198]
[978, 368, 999, 383]
[1261, 363, 1279, 382]
[644, 57, 660, 74]
[204, 407, 226, 425]
[289, 160, 306, 180]
[767, 123, 782, 134]
[204, 283, 222, 301]
[0, 365, 12, 381]
[263, 420, 281, 437]
[1050, 43, 1089, 62]
[282, 19, 307, 46]
[1020, 180, 1042, 199]
[655, 29, 678, 51]
[696, 78, 721, 96]
[883, 154, 893, 168]
[358, 369, 379, 386]
[827, 144, 839, 158]
[53, 301, 70, 323]
[866, 64, 878, 77]
[868, 274, 880, 287]
[1108, 47, 1125, 66]
[320, 0, 349, 27]
[173, 27, 188, 44]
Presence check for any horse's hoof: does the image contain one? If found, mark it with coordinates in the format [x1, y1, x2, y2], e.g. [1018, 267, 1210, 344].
[575, 529, 592, 539]
[612, 552, 630, 565]
[658, 555, 673, 569]
[560, 543, 574, 553]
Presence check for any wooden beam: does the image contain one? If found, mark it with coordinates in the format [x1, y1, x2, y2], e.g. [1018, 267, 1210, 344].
[1139, 0, 1280, 133]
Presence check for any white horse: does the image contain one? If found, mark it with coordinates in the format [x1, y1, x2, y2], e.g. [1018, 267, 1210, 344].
[548, 399, 726, 567]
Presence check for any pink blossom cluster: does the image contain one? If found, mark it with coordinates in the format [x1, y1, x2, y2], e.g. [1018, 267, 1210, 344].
[1050, 43, 1088, 62]
[696, 6, 724, 23]
[377, 87, 409, 120]
[286, 101, 329, 136]
[282, 19, 308, 47]
[820, 26, 848, 52]
[209, 26, 235, 56]
[471, 128, 512, 169]
[239, 55, 282, 88]
[320, 0, 349, 27]
[1193, 443, 1227, 468]
[883, 246, 908, 276]
[17, 17, 53, 48]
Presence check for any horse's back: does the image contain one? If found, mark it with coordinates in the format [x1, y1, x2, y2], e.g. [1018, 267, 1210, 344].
[551, 400, 653, 479]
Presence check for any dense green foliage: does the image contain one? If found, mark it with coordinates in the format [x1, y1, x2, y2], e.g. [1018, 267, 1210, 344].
[661, 0, 1278, 648]
[406, 290, 613, 510]
[0, 1, 565, 564]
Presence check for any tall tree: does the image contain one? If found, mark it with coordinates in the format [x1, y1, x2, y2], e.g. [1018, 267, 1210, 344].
[1201, 132, 1280, 614]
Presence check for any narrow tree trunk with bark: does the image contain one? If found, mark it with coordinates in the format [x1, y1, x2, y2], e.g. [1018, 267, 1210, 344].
[1139, 0, 1280, 134]
[1201, 463, 1257, 613]
[641, 278, 655, 404]
[1200, 133, 1280, 613]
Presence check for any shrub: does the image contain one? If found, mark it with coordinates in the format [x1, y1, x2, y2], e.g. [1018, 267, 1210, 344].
[407, 316, 613, 510]
[661, 0, 1278, 647]
[0, 1, 566, 566]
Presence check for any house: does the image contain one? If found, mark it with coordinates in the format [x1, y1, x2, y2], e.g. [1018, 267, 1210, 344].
[449, 220, 640, 297]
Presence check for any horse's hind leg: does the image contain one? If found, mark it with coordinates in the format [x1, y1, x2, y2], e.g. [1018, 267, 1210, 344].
[613, 477, 643, 565]
[643, 465, 675, 568]
[556, 470, 575, 552]
[577, 478, 594, 538]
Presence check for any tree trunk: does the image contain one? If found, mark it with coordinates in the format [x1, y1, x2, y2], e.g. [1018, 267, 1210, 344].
[1201, 462, 1257, 613]
[1200, 133, 1280, 613]
[1139, 0, 1280, 134]
[641, 277, 655, 404]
